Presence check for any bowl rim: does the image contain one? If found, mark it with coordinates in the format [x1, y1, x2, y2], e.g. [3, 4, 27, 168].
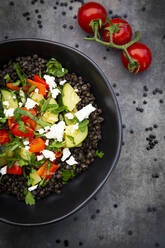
[0, 38, 122, 226]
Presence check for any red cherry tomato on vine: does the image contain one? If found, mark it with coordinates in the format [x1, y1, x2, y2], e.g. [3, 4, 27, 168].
[102, 18, 132, 45]
[121, 42, 152, 73]
[78, 2, 107, 34]
[0, 130, 10, 145]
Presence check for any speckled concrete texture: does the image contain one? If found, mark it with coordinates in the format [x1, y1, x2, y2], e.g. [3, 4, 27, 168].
[0, 0, 165, 247]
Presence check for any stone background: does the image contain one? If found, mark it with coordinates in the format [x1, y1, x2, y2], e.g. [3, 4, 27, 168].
[0, 0, 165, 247]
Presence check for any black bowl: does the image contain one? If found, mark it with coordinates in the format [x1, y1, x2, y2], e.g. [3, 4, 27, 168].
[0, 39, 122, 226]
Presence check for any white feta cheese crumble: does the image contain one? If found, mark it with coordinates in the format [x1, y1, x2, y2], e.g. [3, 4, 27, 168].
[62, 68, 64, 72]
[66, 156, 78, 165]
[59, 79, 66, 86]
[34, 88, 39, 94]
[71, 123, 79, 133]
[13, 95, 16, 99]
[38, 129, 45, 134]
[51, 88, 61, 99]
[44, 126, 51, 132]
[25, 98, 38, 109]
[3, 101, 9, 107]
[23, 140, 29, 145]
[25, 146, 30, 151]
[42, 149, 56, 162]
[4, 108, 15, 117]
[74, 88, 78, 92]
[45, 121, 65, 141]
[65, 112, 74, 119]
[45, 140, 49, 146]
[28, 185, 38, 192]
[19, 102, 23, 107]
[75, 103, 96, 122]
[44, 75, 57, 89]
[37, 155, 44, 161]
[0, 166, 7, 175]
[61, 148, 71, 162]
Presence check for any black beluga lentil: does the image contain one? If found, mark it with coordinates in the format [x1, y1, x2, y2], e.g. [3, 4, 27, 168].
[0, 55, 103, 201]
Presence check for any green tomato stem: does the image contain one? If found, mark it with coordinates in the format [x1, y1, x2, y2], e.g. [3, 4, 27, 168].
[84, 20, 141, 73]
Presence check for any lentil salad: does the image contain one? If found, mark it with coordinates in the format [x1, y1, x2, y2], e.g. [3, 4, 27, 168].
[0, 55, 104, 205]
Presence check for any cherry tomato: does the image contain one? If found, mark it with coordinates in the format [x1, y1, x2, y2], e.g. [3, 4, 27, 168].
[29, 137, 46, 152]
[36, 161, 59, 179]
[102, 18, 132, 45]
[8, 117, 16, 130]
[0, 130, 10, 145]
[11, 123, 34, 139]
[121, 42, 152, 73]
[78, 2, 107, 34]
[21, 107, 37, 130]
[7, 162, 23, 175]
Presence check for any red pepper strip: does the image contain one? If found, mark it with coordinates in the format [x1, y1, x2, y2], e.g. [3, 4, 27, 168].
[0, 129, 10, 145]
[7, 162, 23, 175]
[25, 79, 46, 96]
[29, 137, 46, 153]
[33, 75, 49, 89]
[6, 83, 20, 91]
[36, 162, 59, 179]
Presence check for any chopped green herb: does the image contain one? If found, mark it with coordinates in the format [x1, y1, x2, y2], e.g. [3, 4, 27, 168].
[79, 119, 89, 132]
[28, 85, 37, 93]
[61, 166, 76, 184]
[13, 80, 21, 87]
[13, 63, 27, 85]
[4, 73, 11, 83]
[40, 101, 50, 112]
[96, 150, 104, 159]
[39, 69, 42, 78]
[18, 120, 27, 133]
[46, 58, 68, 78]
[24, 189, 35, 206]
[47, 140, 65, 149]
[14, 108, 51, 128]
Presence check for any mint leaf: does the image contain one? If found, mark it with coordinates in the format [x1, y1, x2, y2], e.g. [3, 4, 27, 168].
[96, 150, 104, 159]
[24, 189, 35, 206]
[4, 74, 11, 83]
[13, 80, 21, 87]
[46, 58, 68, 78]
[79, 119, 89, 132]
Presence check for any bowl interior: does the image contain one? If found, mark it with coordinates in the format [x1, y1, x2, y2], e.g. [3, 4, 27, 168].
[0, 40, 122, 225]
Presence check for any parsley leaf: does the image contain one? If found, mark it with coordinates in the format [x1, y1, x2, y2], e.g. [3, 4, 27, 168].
[47, 140, 65, 149]
[28, 85, 37, 93]
[46, 58, 68, 78]
[79, 119, 89, 132]
[61, 165, 76, 184]
[13, 63, 27, 85]
[13, 80, 21, 87]
[24, 189, 35, 206]
[96, 150, 104, 159]
[4, 74, 11, 83]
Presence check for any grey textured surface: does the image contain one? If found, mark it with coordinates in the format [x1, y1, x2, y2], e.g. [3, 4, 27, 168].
[0, 0, 165, 247]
